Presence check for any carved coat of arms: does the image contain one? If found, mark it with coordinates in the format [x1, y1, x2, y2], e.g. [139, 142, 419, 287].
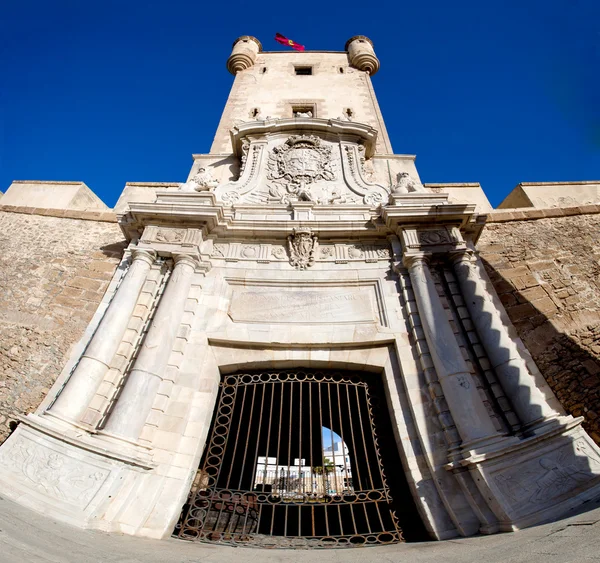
[287, 227, 318, 269]
[268, 135, 335, 203]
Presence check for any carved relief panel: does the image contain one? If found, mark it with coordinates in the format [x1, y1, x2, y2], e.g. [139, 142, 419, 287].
[213, 120, 390, 207]
[209, 239, 392, 266]
[140, 227, 202, 248]
[401, 227, 464, 254]
[0, 435, 110, 510]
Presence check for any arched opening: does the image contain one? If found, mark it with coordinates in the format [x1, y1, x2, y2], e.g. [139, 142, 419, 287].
[175, 369, 427, 548]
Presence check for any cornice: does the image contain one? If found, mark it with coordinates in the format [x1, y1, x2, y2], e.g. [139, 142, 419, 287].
[118, 191, 486, 243]
[230, 117, 379, 158]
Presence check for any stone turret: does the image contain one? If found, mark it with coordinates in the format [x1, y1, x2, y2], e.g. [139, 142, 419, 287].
[226, 36, 262, 75]
[345, 35, 380, 75]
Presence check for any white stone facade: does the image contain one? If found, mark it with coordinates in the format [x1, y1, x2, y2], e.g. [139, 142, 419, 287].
[0, 35, 599, 545]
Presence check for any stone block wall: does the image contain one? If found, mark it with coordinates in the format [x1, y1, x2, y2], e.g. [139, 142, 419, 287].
[0, 207, 125, 443]
[478, 205, 600, 442]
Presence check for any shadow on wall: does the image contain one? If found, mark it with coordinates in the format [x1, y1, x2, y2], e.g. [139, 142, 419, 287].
[100, 241, 127, 259]
[481, 258, 600, 445]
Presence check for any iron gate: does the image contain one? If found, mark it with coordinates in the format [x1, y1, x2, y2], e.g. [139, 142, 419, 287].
[175, 370, 408, 548]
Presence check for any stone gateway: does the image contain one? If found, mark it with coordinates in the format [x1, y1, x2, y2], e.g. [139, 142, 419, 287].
[1, 35, 600, 549]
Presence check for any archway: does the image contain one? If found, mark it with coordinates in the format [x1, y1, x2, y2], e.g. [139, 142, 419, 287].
[175, 369, 426, 548]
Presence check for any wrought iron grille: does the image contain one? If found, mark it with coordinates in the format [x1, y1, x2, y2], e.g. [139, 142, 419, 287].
[175, 370, 406, 548]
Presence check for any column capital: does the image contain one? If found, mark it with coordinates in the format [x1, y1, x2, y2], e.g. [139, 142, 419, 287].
[449, 249, 475, 267]
[131, 248, 157, 266]
[402, 253, 430, 270]
[172, 253, 199, 270]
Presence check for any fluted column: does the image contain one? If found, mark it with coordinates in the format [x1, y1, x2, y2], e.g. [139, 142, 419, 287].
[50, 248, 156, 422]
[103, 254, 197, 441]
[404, 254, 502, 447]
[451, 251, 559, 428]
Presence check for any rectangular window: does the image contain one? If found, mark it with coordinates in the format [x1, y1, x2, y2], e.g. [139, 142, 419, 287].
[292, 105, 315, 118]
[294, 66, 312, 75]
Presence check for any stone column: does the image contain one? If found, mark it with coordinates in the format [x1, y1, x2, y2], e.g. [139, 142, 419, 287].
[103, 254, 197, 441]
[403, 254, 502, 447]
[451, 251, 559, 428]
[50, 248, 156, 422]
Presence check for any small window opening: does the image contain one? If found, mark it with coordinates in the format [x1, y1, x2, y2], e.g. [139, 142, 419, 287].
[339, 67, 344, 74]
[344, 108, 354, 120]
[251, 108, 260, 118]
[295, 66, 312, 76]
[292, 105, 315, 118]
[261, 67, 267, 74]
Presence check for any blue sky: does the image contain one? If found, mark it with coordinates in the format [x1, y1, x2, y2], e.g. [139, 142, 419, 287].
[1, 0, 598, 208]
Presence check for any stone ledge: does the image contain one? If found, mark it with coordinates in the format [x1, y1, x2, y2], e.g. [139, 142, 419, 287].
[11, 180, 85, 185]
[125, 182, 181, 188]
[487, 204, 600, 223]
[0, 205, 117, 223]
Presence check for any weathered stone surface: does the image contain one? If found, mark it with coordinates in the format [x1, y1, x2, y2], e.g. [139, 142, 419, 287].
[480, 211, 600, 443]
[0, 211, 124, 443]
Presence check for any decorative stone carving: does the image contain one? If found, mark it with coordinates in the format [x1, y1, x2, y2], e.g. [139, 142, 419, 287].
[140, 227, 202, 247]
[221, 190, 241, 205]
[364, 191, 385, 206]
[0, 437, 108, 508]
[156, 229, 185, 243]
[320, 247, 334, 258]
[348, 244, 364, 259]
[493, 438, 600, 513]
[271, 246, 286, 259]
[400, 228, 459, 252]
[239, 139, 251, 175]
[241, 245, 259, 258]
[221, 143, 263, 205]
[418, 230, 452, 246]
[267, 135, 336, 203]
[357, 145, 376, 182]
[343, 145, 387, 206]
[391, 172, 426, 196]
[180, 168, 219, 192]
[211, 243, 227, 258]
[206, 241, 391, 264]
[287, 227, 318, 270]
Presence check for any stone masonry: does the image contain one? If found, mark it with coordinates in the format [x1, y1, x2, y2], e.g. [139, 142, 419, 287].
[0, 209, 124, 443]
[479, 206, 600, 443]
[0, 35, 600, 546]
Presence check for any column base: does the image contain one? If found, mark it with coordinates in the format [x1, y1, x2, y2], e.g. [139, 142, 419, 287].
[0, 413, 156, 534]
[455, 416, 600, 532]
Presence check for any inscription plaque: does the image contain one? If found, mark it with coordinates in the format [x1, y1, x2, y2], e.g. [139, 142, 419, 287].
[229, 289, 376, 324]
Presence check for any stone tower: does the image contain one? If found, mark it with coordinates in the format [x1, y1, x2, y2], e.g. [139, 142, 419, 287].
[0, 35, 599, 549]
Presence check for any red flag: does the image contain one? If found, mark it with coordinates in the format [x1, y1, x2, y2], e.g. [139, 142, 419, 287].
[275, 32, 305, 52]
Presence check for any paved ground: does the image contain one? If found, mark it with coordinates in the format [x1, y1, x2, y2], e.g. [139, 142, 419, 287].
[2, 495, 600, 563]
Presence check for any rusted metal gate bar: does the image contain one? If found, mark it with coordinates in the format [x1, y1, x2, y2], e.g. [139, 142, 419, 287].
[175, 370, 404, 548]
